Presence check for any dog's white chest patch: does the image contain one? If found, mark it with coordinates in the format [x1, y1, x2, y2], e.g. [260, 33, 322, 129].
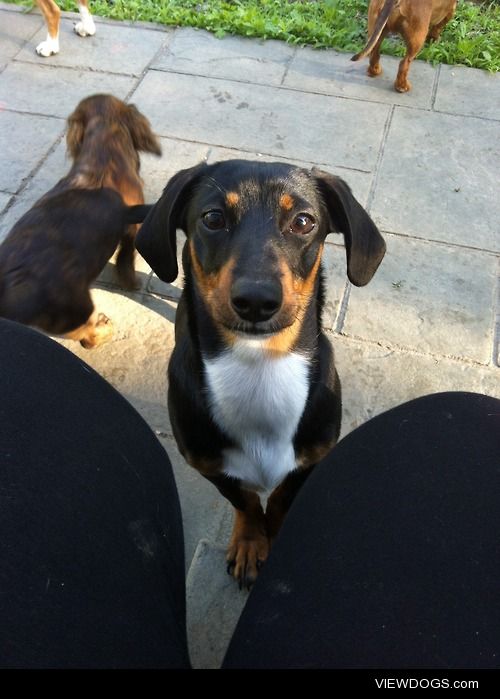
[203, 340, 310, 491]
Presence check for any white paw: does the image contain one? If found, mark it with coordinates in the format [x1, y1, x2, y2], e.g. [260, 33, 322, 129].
[74, 18, 96, 37]
[36, 35, 60, 57]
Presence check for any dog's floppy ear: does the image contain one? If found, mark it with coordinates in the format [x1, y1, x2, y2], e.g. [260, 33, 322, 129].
[66, 105, 86, 159]
[135, 162, 208, 283]
[313, 168, 386, 286]
[124, 103, 162, 156]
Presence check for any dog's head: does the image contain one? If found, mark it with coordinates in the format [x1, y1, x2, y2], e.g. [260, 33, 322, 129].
[66, 93, 162, 159]
[136, 160, 385, 342]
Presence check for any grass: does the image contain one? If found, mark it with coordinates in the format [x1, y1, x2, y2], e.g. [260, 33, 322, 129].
[7, 0, 500, 72]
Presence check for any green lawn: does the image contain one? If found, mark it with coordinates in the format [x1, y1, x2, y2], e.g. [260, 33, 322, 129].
[8, 0, 500, 72]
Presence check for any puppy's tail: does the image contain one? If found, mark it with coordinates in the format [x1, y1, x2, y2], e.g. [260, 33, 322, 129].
[125, 204, 153, 224]
[351, 0, 398, 61]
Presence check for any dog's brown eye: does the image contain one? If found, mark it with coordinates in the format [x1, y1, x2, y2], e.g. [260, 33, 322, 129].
[290, 213, 315, 235]
[202, 210, 226, 231]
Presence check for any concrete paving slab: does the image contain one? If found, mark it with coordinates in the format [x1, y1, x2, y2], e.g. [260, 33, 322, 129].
[370, 107, 500, 252]
[186, 540, 248, 669]
[319, 242, 349, 331]
[152, 27, 294, 86]
[333, 335, 500, 438]
[16, 17, 171, 76]
[57, 287, 177, 433]
[160, 445, 233, 574]
[344, 235, 498, 364]
[0, 138, 67, 242]
[0, 7, 43, 65]
[0, 110, 63, 194]
[0, 192, 11, 216]
[138, 136, 210, 202]
[206, 144, 373, 208]
[435, 64, 500, 121]
[0, 61, 137, 118]
[284, 46, 436, 109]
[132, 71, 390, 171]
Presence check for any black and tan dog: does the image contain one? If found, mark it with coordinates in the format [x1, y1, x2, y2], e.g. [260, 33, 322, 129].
[352, 0, 457, 92]
[0, 94, 160, 348]
[136, 160, 386, 588]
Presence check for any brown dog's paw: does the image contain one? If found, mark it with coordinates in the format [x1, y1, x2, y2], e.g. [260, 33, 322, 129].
[226, 534, 269, 590]
[395, 79, 411, 93]
[80, 313, 114, 349]
[367, 64, 382, 77]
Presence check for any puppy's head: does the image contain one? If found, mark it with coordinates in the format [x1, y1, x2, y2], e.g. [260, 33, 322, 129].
[136, 160, 385, 345]
[66, 94, 161, 159]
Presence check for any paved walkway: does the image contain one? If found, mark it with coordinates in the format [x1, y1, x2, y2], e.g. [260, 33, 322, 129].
[1, 2, 499, 668]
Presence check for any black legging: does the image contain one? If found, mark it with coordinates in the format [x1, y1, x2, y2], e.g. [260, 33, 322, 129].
[0, 319, 499, 669]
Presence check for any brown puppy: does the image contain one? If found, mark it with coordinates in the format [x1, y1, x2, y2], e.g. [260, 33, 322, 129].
[0, 94, 161, 348]
[352, 0, 457, 92]
[35, 0, 95, 56]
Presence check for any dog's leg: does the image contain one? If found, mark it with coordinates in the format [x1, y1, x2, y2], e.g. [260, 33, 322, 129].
[115, 225, 139, 291]
[35, 0, 61, 56]
[206, 474, 268, 589]
[367, 29, 387, 78]
[427, 6, 456, 42]
[266, 466, 315, 542]
[64, 310, 114, 349]
[74, 0, 96, 37]
[395, 24, 428, 93]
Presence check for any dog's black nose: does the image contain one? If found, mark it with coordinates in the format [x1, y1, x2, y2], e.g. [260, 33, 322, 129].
[231, 279, 282, 323]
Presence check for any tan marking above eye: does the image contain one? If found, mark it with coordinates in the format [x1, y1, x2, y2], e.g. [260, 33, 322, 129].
[225, 191, 240, 207]
[279, 193, 294, 211]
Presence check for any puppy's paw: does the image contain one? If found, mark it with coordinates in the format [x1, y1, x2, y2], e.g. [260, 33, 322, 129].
[36, 36, 60, 57]
[226, 534, 269, 590]
[74, 18, 96, 37]
[80, 313, 114, 349]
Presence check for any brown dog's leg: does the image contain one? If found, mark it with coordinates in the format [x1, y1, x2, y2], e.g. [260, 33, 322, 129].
[395, 25, 429, 93]
[427, 7, 456, 42]
[115, 225, 139, 291]
[367, 30, 387, 77]
[206, 474, 268, 589]
[64, 310, 114, 349]
[266, 466, 315, 542]
[35, 0, 61, 56]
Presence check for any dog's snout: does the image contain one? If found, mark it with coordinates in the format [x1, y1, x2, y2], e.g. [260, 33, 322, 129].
[231, 279, 282, 324]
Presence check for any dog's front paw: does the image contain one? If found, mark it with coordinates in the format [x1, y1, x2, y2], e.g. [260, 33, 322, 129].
[227, 534, 269, 590]
[74, 19, 96, 37]
[80, 313, 114, 349]
[36, 36, 60, 57]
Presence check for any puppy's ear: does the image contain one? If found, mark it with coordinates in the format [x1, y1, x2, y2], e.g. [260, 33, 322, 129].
[66, 106, 86, 159]
[124, 104, 162, 156]
[313, 169, 386, 286]
[135, 162, 208, 283]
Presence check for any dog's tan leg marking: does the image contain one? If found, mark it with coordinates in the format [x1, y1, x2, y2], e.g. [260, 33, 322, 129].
[227, 495, 269, 590]
[35, 0, 61, 56]
[64, 311, 114, 349]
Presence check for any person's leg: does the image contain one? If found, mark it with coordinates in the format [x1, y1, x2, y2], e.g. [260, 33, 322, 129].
[0, 319, 190, 669]
[223, 392, 500, 669]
